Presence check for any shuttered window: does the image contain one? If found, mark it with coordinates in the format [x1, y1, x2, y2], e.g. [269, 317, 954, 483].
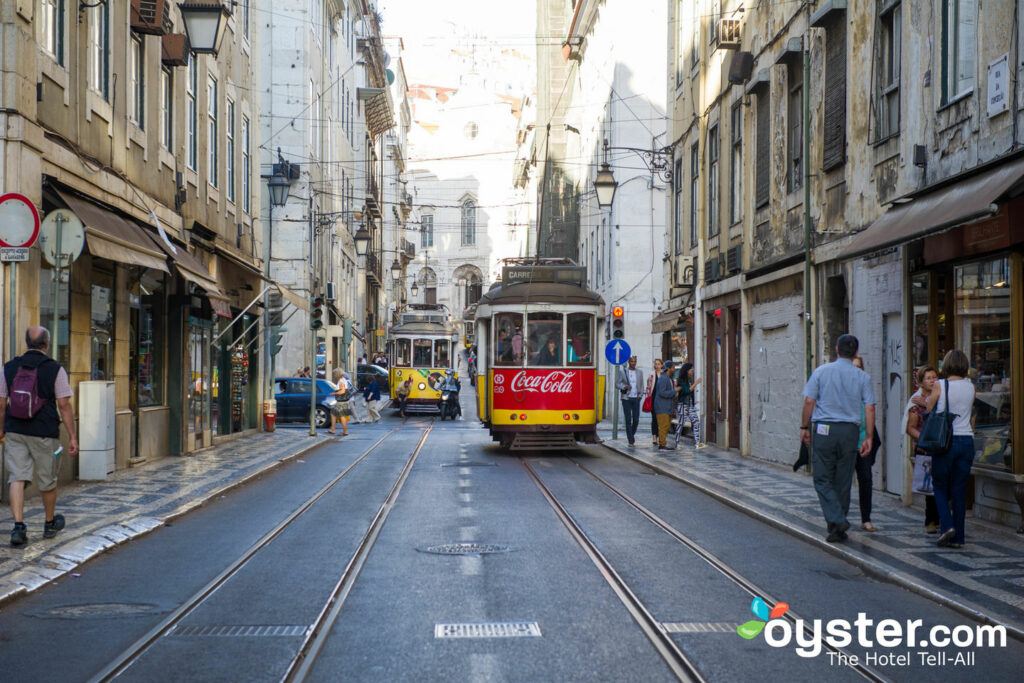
[755, 93, 770, 208]
[822, 20, 846, 171]
[787, 62, 802, 193]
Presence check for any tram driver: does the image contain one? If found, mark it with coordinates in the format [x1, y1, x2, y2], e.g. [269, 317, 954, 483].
[533, 336, 561, 366]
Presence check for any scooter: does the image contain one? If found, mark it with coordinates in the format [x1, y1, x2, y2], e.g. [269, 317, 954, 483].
[439, 387, 460, 421]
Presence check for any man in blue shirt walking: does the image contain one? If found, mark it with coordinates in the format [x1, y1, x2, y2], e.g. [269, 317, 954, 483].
[800, 334, 875, 543]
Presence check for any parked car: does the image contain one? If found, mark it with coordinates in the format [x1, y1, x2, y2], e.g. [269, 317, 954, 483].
[273, 377, 338, 428]
[356, 364, 390, 395]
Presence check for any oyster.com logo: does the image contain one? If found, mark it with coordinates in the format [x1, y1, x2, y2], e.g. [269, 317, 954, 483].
[737, 597, 789, 640]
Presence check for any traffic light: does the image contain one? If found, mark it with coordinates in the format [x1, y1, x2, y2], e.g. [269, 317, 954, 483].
[269, 325, 287, 356]
[310, 295, 324, 330]
[611, 306, 625, 339]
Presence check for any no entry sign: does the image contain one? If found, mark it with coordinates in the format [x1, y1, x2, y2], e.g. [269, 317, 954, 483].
[0, 193, 41, 249]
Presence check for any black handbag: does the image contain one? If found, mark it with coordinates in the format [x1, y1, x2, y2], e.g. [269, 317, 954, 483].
[917, 379, 955, 455]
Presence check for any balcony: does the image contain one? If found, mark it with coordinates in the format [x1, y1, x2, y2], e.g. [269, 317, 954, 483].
[365, 173, 382, 219]
[365, 251, 382, 286]
[399, 191, 413, 219]
[402, 239, 415, 262]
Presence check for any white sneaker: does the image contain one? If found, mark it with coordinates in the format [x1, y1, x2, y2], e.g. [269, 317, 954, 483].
[695, 442, 706, 449]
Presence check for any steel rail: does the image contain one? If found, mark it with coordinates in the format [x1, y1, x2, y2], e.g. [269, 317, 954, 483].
[520, 457, 706, 683]
[577, 453, 890, 683]
[89, 426, 405, 683]
[283, 420, 435, 682]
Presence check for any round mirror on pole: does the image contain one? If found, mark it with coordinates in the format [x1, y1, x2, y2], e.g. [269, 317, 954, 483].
[594, 162, 618, 208]
[354, 225, 370, 256]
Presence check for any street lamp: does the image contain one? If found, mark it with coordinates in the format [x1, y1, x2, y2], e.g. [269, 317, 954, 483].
[390, 259, 402, 282]
[262, 163, 294, 432]
[178, 0, 231, 56]
[353, 225, 370, 256]
[267, 172, 291, 208]
[594, 161, 618, 208]
[411, 281, 419, 297]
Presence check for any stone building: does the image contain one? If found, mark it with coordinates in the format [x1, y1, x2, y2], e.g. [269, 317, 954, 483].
[0, 0, 264, 484]
[667, 0, 1024, 529]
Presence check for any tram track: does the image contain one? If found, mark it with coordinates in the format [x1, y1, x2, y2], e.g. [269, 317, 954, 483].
[89, 421, 434, 682]
[520, 451, 890, 683]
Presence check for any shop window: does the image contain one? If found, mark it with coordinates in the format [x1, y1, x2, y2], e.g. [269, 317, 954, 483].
[494, 312, 523, 365]
[528, 312, 563, 366]
[91, 283, 113, 380]
[566, 313, 593, 365]
[955, 258, 1011, 470]
[413, 339, 432, 367]
[39, 264, 70, 369]
[393, 338, 411, 367]
[130, 271, 165, 408]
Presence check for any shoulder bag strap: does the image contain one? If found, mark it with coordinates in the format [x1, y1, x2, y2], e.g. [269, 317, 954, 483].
[944, 379, 950, 414]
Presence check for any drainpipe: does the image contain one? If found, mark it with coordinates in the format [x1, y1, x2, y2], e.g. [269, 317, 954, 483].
[803, 36, 813, 380]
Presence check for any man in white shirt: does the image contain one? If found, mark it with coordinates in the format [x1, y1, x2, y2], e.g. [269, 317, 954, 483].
[615, 356, 644, 446]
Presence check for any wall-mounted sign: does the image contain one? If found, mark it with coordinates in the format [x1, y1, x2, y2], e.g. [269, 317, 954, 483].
[988, 53, 1009, 118]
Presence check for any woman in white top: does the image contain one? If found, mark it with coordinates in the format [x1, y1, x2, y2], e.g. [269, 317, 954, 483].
[924, 349, 975, 548]
[645, 359, 663, 447]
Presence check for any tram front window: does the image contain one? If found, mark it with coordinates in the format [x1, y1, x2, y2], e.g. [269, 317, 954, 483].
[434, 340, 450, 368]
[393, 339, 411, 367]
[528, 312, 563, 366]
[494, 312, 523, 365]
[567, 313, 593, 364]
[413, 339, 433, 367]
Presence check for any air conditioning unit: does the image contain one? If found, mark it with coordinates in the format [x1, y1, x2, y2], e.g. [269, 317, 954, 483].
[326, 281, 336, 301]
[675, 256, 694, 286]
[130, 0, 170, 36]
[716, 17, 742, 50]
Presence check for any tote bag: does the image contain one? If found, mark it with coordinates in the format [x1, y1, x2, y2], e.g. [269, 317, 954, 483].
[641, 395, 653, 413]
[917, 380, 955, 455]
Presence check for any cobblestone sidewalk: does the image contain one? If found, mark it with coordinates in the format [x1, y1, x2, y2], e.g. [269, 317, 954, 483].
[598, 427, 1024, 639]
[0, 429, 328, 605]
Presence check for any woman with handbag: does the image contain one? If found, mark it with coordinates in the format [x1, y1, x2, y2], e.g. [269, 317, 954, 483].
[924, 350, 975, 548]
[644, 359, 662, 447]
[673, 363, 703, 448]
[905, 365, 941, 533]
[328, 373, 353, 436]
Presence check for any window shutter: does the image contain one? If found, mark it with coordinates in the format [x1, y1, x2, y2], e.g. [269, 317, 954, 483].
[823, 21, 847, 171]
[755, 93, 770, 208]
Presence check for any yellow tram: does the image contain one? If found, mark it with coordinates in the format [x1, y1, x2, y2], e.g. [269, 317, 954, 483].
[388, 304, 458, 414]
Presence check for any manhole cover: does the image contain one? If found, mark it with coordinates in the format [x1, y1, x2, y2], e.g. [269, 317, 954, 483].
[419, 543, 511, 555]
[435, 622, 541, 638]
[33, 602, 162, 619]
[440, 462, 497, 468]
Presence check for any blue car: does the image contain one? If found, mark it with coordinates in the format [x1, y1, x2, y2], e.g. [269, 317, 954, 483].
[274, 377, 338, 428]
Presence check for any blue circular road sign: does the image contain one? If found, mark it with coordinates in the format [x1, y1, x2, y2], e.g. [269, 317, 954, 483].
[604, 339, 631, 366]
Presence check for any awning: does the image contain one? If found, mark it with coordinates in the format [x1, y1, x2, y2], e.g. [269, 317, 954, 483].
[358, 87, 395, 137]
[58, 190, 169, 273]
[207, 293, 233, 318]
[652, 309, 685, 334]
[275, 282, 310, 312]
[841, 155, 1024, 260]
[145, 227, 223, 294]
[214, 241, 261, 277]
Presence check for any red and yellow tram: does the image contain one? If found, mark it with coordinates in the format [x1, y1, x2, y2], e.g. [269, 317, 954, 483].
[474, 259, 605, 450]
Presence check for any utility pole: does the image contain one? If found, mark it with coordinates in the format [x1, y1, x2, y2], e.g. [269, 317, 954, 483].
[803, 37, 813, 380]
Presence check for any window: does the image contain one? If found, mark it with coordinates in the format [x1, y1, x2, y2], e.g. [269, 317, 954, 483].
[421, 214, 434, 248]
[226, 98, 236, 202]
[675, 0, 687, 85]
[40, 0, 65, 66]
[708, 125, 720, 237]
[187, 58, 197, 170]
[434, 340, 451, 369]
[942, 0, 976, 104]
[690, 1, 699, 68]
[689, 143, 699, 246]
[823, 20, 847, 170]
[131, 271, 165, 407]
[566, 313, 593, 365]
[129, 35, 144, 129]
[787, 61, 802, 193]
[242, 116, 251, 213]
[875, 1, 901, 139]
[528, 312, 563, 367]
[208, 77, 218, 187]
[464, 122, 479, 139]
[709, 0, 721, 44]
[393, 339, 411, 367]
[413, 339, 433, 367]
[39, 264, 70, 369]
[755, 91, 770, 207]
[466, 275, 482, 305]
[674, 157, 684, 253]
[494, 312, 523, 365]
[730, 103, 742, 224]
[461, 199, 476, 246]
[90, 0, 110, 99]
[242, 0, 250, 39]
[160, 67, 172, 150]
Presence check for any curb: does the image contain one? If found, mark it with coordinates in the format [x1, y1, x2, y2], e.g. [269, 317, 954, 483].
[601, 440, 1024, 644]
[0, 434, 331, 608]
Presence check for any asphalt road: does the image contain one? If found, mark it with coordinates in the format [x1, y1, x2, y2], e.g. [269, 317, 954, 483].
[0, 398, 1021, 681]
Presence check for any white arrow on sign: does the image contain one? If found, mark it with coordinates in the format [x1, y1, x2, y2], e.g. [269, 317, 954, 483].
[613, 341, 623, 364]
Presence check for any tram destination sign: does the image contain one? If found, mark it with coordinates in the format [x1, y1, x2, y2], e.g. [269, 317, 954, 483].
[502, 265, 586, 285]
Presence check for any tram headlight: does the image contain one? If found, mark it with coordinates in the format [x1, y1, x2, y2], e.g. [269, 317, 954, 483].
[520, 413, 527, 421]
[573, 414, 580, 421]
[510, 413, 517, 420]
[396, 370, 402, 377]
[418, 382, 426, 391]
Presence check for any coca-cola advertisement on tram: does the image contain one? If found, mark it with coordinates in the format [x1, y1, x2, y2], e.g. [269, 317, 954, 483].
[491, 369, 596, 411]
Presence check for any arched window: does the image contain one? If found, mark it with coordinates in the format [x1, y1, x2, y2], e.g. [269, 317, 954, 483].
[454, 265, 484, 308]
[461, 199, 476, 246]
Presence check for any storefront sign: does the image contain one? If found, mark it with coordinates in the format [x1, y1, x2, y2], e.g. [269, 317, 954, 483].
[924, 212, 1011, 264]
[988, 54, 1010, 118]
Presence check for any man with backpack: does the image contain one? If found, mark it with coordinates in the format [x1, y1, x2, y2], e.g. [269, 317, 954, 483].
[0, 327, 79, 547]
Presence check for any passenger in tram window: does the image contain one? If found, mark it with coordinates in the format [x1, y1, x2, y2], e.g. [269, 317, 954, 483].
[534, 336, 561, 366]
[510, 326, 523, 360]
[567, 329, 591, 363]
[496, 329, 508, 360]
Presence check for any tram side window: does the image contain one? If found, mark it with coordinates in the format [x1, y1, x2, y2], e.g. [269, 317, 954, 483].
[528, 312, 563, 366]
[566, 313, 593, 364]
[494, 312, 523, 365]
[393, 339, 411, 367]
[434, 339, 450, 368]
[413, 339, 433, 367]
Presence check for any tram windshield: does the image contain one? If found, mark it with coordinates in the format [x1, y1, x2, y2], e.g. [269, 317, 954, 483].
[566, 313, 593, 364]
[413, 339, 433, 367]
[393, 339, 411, 367]
[434, 340, 451, 368]
[494, 313, 523, 365]
[528, 312, 563, 366]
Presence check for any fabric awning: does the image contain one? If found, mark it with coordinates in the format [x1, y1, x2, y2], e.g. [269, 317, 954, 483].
[214, 242, 261, 277]
[145, 230, 222, 294]
[841, 155, 1024, 260]
[207, 293, 233, 318]
[652, 309, 684, 334]
[58, 190, 169, 272]
[276, 282, 310, 312]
